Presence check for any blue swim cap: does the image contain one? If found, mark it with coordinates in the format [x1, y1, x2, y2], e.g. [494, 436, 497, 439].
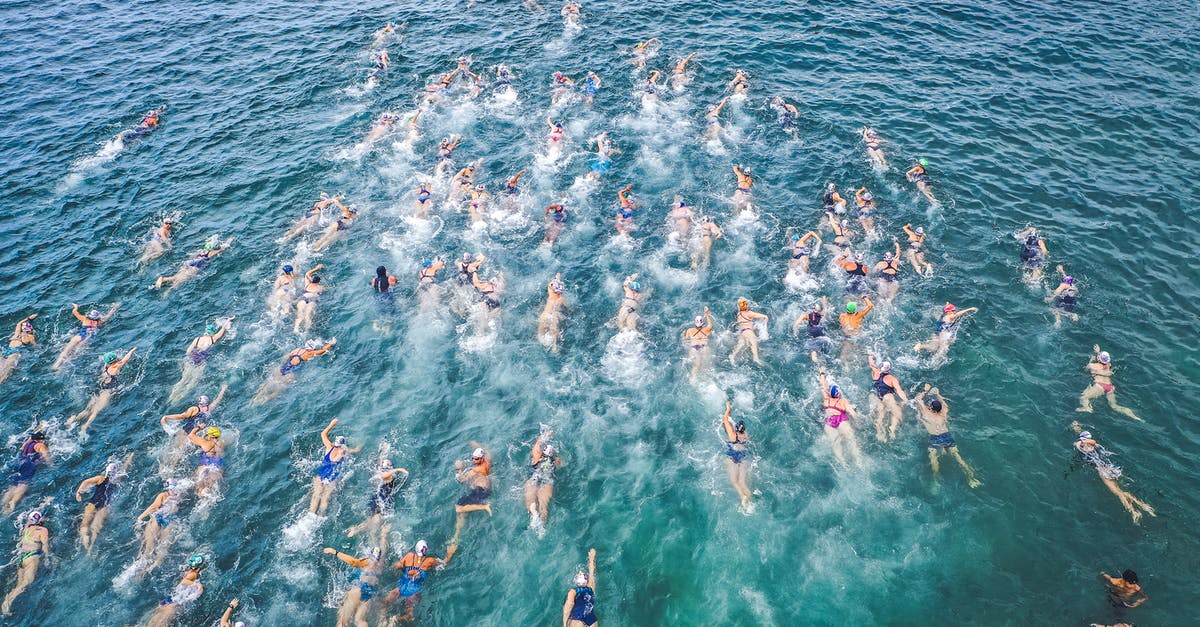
[103, 351, 118, 364]
[422, 259, 433, 268]
[829, 385, 840, 398]
[283, 265, 294, 274]
[630, 281, 641, 291]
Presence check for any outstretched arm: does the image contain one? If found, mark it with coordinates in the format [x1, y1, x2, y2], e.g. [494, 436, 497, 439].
[721, 402, 735, 440]
[323, 547, 368, 568]
[305, 264, 325, 282]
[588, 548, 597, 592]
[320, 418, 337, 449]
[219, 598, 239, 627]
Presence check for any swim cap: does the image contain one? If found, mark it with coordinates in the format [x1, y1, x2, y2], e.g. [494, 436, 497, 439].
[574, 571, 588, 586]
[928, 399, 942, 412]
[862, 192, 873, 201]
[234, 622, 246, 627]
[829, 385, 840, 398]
[206, 323, 218, 335]
[87, 310, 102, 320]
[791, 233, 800, 241]
[827, 183, 836, 192]
[1098, 351, 1111, 364]
[415, 540, 428, 556]
[741, 166, 752, 176]
[369, 546, 382, 561]
[1063, 276, 1075, 284]
[694, 316, 705, 327]
[188, 554, 206, 569]
[105, 462, 120, 476]
[701, 215, 711, 223]
[854, 253, 864, 263]
[203, 241, 216, 251]
[422, 259, 433, 268]
[461, 253, 474, 263]
[283, 264, 294, 274]
[103, 351, 118, 364]
[163, 217, 173, 224]
[845, 302, 857, 314]
[554, 71, 563, 78]
[334, 435, 347, 447]
[197, 395, 211, 406]
[205, 426, 221, 438]
[1078, 430, 1092, 441]
[309, 275, 321, 284]
[20, 322, 32, 332]
[27, 511, 42, 525]
[474, 184, 485, 191]
[915, 227, 924, 235]
[866, 128, 877, 137]
[799, 246, 810, 255]
[630, 281, 641, 292]
[943, 303, 956, 313]
[472, 447, 485, 459]
[840, 219, 849, 227]
[737, 298, 749, 310]
[734, 420, 746, 433]
[884, 252, 893, 261]
[304, 339, 322, 350]
[551, 281, 564, 294]
[30, 432, 46, 441]
[879, 361, 892, 373]
[380, 459, 393, 469]
[543, 444, 556, 457]
[918, 158, 928, 167]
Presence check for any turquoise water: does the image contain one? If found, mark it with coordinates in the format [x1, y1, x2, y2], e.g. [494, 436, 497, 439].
[1, 0, 1198, 625]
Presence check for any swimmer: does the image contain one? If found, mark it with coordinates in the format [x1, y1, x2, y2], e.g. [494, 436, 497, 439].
[732, 164, 753, 213]
[615, 184, 637, 235]
[862, 127, 886, 168]
[668, 196, 694, 243]
[494, 63, 516, 92]
[471, 270, 504, 332]
[144, 554, 206, 627]
[1076, 345, 1142, 422]
[372, 21, 397, 47]
[294, 264, 326, 334]
[551, 72, 575, 105]
[75, 453, 134, 553]
[403, 108, 422, 143]
[630, 37, 659, 67]
[1101, 569, 1147, 609]
[639, 71, 661, 107]
[134, 478, 184, 571]
[913, 384, 981, 487]
[546, 116, 567, 150]
[220, 598, 244, 627]
[52, 302, 119, 371]
[586, 131, 614, 181]
[455, 253, 485, 287]
[252, 338, 336, 405]
[385, 539, 453, 624]
[467, 184, 490, 225]
[785, 231, 821, 273]
[188, 424, 225, 498]
[729, 69, 749, 95]
[561, 1, 582, 27]
[2, 428, 50, 515]
[0, 314, 37, 385]
[1, 506, 52, 616]
[770, 96, 799, 136]
[914, 302, 978, 355]
[120, 106, 165, 141]
[415, 258, 444, 305]
[537, 274, 567, 353]
[839, 297, 873, 364]
[828, 216, 855, 254]
[902, 224, 933, 276]
[793, 297, 831, 352]
[615, 274, 642, 332]
[872, 242, 902, 303]
[364, 112, 398, 143]
[581, 71, 601, 105]
[1071, 422, 1155, 523]
[905, 158, 936, 202]
[66, 347, 136, 437]
[170, 319, 232, 402]
[835, 252, 870, 295]
[450, 162, 477, 200]
[283, 193, 339, 241]
[670, 52, 697, 91]
[153, 236, 232, 293]
[867, 355, 908, 442]
[1046, 264, 1081, 325]
[424, 70, 458, 104]
[815, 354, 865, 468]
[704, 97, 729, 141]
[161, 385, 228, 446]
[1018, 227, 1049, 280]
[504, 168, 527, 197]
[311, 197, 357, 252]
[681, 307, 713, 383]
[690, 215, 723, 270]
[543, 201, 569, 245]
[854, 187, 876, 234]
[346, 459, 409, 543]
[369, 48, 390, 84]
[139, 217, 175, 264]
[563, 548, 598, 627]
[822, 183, 847, 215]
[310, 418, 360, 516]
[450, 444, 493, 545]
[729, 298, 768, 367]
[324, 543, 387, 627]
[524, 431, 560, 528]
[720, 402, 753, 509]
[269, 264, 299, 317]
[434, 135, 462, 176]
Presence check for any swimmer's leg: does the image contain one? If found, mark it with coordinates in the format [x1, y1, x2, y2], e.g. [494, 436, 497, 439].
[949, 447, 981, 488]
[1076, 384, 1103, 412]
[1106, 393, 1143, 422]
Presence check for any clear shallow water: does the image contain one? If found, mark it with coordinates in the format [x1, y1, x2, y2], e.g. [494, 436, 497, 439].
[0, 0, 1198, 625]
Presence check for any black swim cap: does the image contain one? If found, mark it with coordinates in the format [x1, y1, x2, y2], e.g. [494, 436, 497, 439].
[1122, 569, 1138, 584]
[928, 399, 943, 413]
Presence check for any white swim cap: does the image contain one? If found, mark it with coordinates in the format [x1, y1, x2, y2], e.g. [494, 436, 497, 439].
[543, 444, 556, 457]
[472, 447, 485, 459]
[880, 361, 892, 373]
[574, 571, 588, 586]
[415, 540, 428, 556]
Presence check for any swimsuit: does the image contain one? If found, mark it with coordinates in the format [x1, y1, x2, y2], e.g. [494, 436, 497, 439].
[280, 352, 305, 376]
[188, 337, 214, 365]
[417, 190, 431, 205]
[89, 477, 113, 508]
[1020, 239, 1042, 265]
[928, 431, 956, 450]
[457, 486, 491, 506]
[17, 528, 42, 566]
[806, 312, 825, 338]
[154, 493, 180, 527]
[316, 448, 344, 483]
[935, 315, 959, 337]
[880, 260, 899, 282]
[187, 252, 212, 268]
[9, 440, 41, 485]
[873, 374, 896, 399]
[568, 586, 597, 625]
[98, 365, 120, 391]
[78, 324, 99, 339]
[397, 557, 430, 598]
[180, 406, 209, 433]
[1079, 444, 1122, 480]
[736, 311, 755, 333]
[528, 457, 556, 487]
[367, 478, 396, 515]
[726, 436, 748, 464]
[684, 328, 708, 350]
[198, 448, 223, 469]
[1056, 286, 1078, 311]
[824, 404, 849, 429]
[479, 288, 500, 310]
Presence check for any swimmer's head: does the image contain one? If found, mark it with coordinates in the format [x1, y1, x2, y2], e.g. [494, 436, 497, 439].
[1078, 430, 1092, 441]
[309, 274, 321, 284]
[840, 219, 849, 227]
[701, 215, 712, 223]
[1121, 570, 1138, 584]
[163, 217, 174, 225]
[737, 298, 749, 311]
[104, 462, 120, 476]
[30, 432, 46, 442]
[103, 351, 118, 364]
[206, 323, 218, 335]
[369, 546, 382, 561]
[380, 459, 393, 470]
[884, 252, 894, 261]
[376, 266, 387, 278]
[629, 281, 641, 292]
[415, 540, 428, 556]
[928, 398, 942, 412]
[866, 128, 877, 138]
[791, 233, 800, 241]
[422, 259, 433, 268]
[799, 246, 810, 255]
[554, 71, 563, 79]
[574, 571, 588, 586]
[304, 339, 322, 350]
[694, 316, 705, 328]
[334, 435, 347, 448]
[1098, 351, 1111, 365]
[1063, 275, 1075, 284]
[854, 253, 864, 263]
[827, 183, 836, 192]
[471, 447, 485, 460]
[734, 420, 746, 434]
[461, 253, 474, 263]
[543, 444, 557, 457]
[551, 281, 564, 295]
[27, 511, 42, 525]
[829, 385, 841, 398]
[188, 554, 206, 570]
[205, 426, 221, 439]
[87, 310, 102, 320]
[319, 192, 329, 200]
[20, 322, 32, 333]
[234, 623, 246, 627]
[918, 158, 928, 167]
[879, 361, 892, 373]
[741, 166, 751, 176]
[845, 302, 857, 314]
[943, 303, 956, 313]
[283, 264, 294, 274]
[915, 227, 924, 235]
[862, 192, 873, 201]
[203, 241, 216, 251]
[474, 184, 485, 192]
[196, 395, 211, 407]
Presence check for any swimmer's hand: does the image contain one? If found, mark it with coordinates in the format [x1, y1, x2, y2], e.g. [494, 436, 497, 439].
[323, 547, 337, 555]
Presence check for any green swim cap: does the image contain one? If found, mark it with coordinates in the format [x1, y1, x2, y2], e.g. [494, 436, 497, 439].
[846, 302, 858, 314]
[203, 242, 216, 251]
[206, 324, 218, 335]
[103, 351, 118, 364]
[918, 158, 929, 167]
[188, 553, 206, 569]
